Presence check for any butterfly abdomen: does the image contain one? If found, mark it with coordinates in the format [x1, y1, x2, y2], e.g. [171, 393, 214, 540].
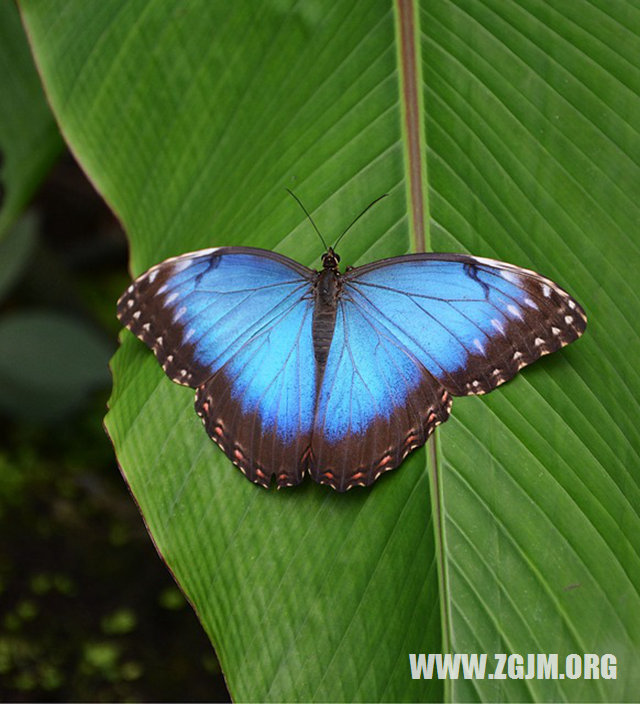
[312, 269, 341, 368]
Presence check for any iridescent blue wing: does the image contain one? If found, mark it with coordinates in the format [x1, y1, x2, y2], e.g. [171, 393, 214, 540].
[310, 253, 586, 491]
[310, 296, 452, 491]
[117, 247, 316, 489]
[343, 253, 587, 396]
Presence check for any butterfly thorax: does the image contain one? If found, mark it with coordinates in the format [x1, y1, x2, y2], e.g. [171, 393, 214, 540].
[312, 256, 342, 369]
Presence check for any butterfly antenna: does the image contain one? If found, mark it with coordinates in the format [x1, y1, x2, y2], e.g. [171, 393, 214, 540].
[332, 193, 389, 250]
[286, 188, 329, 251]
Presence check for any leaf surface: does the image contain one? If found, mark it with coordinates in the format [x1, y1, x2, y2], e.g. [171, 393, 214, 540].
[20, 1, 640, 700]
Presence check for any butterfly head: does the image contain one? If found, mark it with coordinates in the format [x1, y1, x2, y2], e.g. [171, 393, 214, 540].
[321, 248, 340, 271]
[286, 189, 389, 274]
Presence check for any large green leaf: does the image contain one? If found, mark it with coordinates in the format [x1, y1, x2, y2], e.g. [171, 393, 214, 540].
[20, 1, 640, 701]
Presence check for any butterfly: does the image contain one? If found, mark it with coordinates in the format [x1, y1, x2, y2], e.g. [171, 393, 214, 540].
[117, 224, 587, 492]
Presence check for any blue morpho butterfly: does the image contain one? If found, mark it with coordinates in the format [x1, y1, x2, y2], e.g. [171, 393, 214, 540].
[118, 193, 586, 492]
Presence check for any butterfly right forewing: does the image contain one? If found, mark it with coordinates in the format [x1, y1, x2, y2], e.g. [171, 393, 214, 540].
[344, 253, 586, 397]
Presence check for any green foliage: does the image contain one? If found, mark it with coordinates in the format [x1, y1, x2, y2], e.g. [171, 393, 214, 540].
[0, 1, 62, 239]
[18, 1, 640, 701]
[0, 309, 112, 420]
[0, 213, 37, 300]
[0, 395, 225, 700]
[0, 193, 113, 424]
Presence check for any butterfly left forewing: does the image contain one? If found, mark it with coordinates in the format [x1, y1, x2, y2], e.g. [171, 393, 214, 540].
[118, 246, 313, 386]
[117, 250, 216, 387]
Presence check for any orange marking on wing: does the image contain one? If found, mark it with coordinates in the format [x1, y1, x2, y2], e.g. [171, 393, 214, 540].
[375, 454, 393, 470]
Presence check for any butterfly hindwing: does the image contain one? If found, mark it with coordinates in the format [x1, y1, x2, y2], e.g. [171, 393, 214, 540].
[118, 247, 317, 488]
[310, 296, 451, 491]
[344, 253, 587, 397]
[195, 294, 316, 488]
